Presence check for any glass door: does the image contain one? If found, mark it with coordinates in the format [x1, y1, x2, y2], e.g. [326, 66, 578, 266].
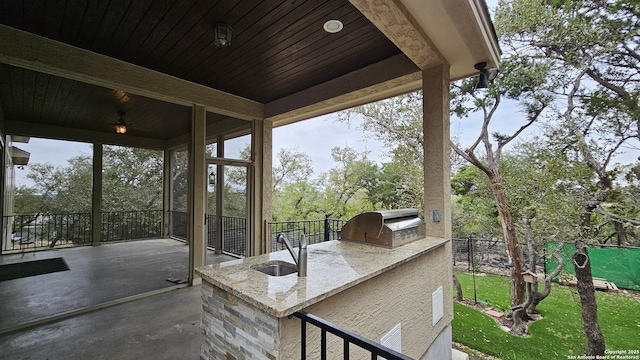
[206, 161, 249, 262]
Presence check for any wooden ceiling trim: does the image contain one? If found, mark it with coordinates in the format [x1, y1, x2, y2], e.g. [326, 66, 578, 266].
[69, 83, 99, 129]
[164, 1, 259, 77]
[151, 1, 241, 74]
[1, 63, 192, 139]
[42, 1, 67, 41]
[57, 81, 82, 127]
[75, 1, 111, 49]
[92, 1, 136, 55]
[59, 0, 89, 45]
[105, 0, 168, 58]
[223, 7, 370, 95]
[0, 25, 264, 120]
[6, 65, 21, 117]
[267, 70, 422, 127]
[124, 0, 195, 65]
[32, 71, 49, 123]
[203, 1, 348, 86]
[4, 119, 167, 150]
[165, 116, 252, 150]
[137, 0, 220, 68]
[265, 54, 420, 123]
[246, 28, 397, 101]
[174, 0, 291, 80]
[49, 77, 75, 127]
[64, 82, 98, 129]
[349, 0, 445, 70]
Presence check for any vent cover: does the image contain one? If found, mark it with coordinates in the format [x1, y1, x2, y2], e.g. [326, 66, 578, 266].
[381, 323, 402, 357]
[432, 286, 444, 326]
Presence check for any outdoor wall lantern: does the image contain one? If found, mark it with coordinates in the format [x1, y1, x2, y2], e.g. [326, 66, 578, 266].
[474, 62, 499, 89]
[214, 23, 233, 47]
[209, 172, 216, 186]
[115, 110, 127, 134]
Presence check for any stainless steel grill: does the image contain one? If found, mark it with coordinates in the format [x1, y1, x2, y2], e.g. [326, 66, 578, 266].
[340, 209, 425, 248]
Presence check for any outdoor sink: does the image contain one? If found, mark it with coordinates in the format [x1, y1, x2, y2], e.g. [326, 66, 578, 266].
[252, 261, 297, 276]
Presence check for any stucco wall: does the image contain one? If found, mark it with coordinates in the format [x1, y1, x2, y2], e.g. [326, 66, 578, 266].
[280, 240, 453, 359]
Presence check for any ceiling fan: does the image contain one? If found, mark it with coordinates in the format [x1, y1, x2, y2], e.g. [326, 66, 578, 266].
[115, 110, 129, 134]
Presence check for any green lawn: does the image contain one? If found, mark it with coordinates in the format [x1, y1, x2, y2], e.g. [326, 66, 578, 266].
[453, 272, 640, 360]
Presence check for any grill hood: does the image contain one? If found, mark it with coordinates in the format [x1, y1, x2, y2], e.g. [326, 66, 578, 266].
[340, 209, 425, 248]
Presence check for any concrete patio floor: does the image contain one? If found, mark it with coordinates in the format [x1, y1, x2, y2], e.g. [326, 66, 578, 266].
[1, 285, 208, 360]
[0, 238, 236, 359]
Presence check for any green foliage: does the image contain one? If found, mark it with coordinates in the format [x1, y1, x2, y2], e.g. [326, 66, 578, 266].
[101, 146, 164, 211]
[16, 145, 163, 214]
[316, 146, 379, 219]
[371, 146, 424, 213]
[453, 272, 640, 359]
[271, 146, 380, 221]
[21, 155, 93, 213]
[496, 0, 640, 122]
[452, 165, 500, 238]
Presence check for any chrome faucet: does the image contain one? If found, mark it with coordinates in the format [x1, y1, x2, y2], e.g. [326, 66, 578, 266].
[276, 233, 307, 277]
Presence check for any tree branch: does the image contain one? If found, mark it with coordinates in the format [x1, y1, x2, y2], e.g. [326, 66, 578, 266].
[596, 208, 640, 226]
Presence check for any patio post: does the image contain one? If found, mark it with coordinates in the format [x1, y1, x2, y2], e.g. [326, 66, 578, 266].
[91, 142, 102, 245]
[422, 64, 453, 358]
[162, 149, 172, 238]
[187, 105, 207, 285]
[215, 135, 224, 254]
[250, 119, 272, 256]
[422, 64, 451, 239]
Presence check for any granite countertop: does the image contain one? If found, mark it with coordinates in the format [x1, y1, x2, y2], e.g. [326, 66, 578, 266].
[195, 237, 448, 318]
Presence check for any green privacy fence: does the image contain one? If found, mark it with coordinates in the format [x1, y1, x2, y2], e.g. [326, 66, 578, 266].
[545, 242, 640, 291]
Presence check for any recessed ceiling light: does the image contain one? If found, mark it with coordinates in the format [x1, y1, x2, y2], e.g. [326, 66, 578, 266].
[323, 20, 343, 33]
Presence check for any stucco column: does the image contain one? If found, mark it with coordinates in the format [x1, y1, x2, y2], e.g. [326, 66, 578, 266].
[422, 64, 453, 360]
[162, 149, 172, 238]
[250, 119, 272, 256]
[422, 64, 451, 240]
[91, 143, 103, 245]
[188, 105, 207, 285]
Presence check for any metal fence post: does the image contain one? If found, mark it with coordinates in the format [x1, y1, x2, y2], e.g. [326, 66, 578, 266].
[469, 235, 477, 304]
[324, 214, 330, 242]
[467, 236, 472, 272]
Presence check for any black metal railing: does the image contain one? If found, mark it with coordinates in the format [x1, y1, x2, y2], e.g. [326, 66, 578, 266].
[169, 211, 247, 257]
[268, 216, 346, 252]
[206, 214, 247, 257]
[169, 210, 188, 240]
[101, 210, 162, 242]
[291, 311, 413, 360]
[3, 213, 93, 252]
[3, 210, 162, 253]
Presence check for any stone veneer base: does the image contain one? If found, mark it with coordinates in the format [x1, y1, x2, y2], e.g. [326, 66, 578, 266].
[200, 282, 280, 360]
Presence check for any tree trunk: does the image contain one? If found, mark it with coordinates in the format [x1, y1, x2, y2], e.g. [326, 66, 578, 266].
[573, 247, 605, 356]
[453, 273, 463, 301]
[522, 215, 565, 314]
[614, 221, 629, 246]
[488, 175, 526, 306]
[526, 251, 564, 314]
[511, 303, 528, 335]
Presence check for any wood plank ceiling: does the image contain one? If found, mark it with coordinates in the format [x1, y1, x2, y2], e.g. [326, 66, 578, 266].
[0, 0, 404, 144]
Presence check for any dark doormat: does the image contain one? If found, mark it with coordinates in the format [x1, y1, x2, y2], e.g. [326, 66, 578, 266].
[0, 257, 69, 282]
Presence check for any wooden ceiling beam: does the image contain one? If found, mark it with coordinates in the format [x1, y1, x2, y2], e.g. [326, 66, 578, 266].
[166, 117, 252, 150]
[264, 54, 421, 126]
[4, 120, 167, 150]
[0, 25, 264, 121]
